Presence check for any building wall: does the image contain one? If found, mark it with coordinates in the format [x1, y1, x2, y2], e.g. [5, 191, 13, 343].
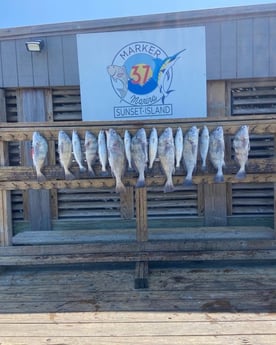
[0, 4, 276, 87]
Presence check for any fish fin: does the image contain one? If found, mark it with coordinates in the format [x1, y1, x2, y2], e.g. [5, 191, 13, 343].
[65, 170, 75, 180]
[164, 180, 174, 193]
[136, 178, 146, 188]
[99, 170, 109, 177]
[115, 180, 126, 194]
[214, 173, 224, 183]
[235, 170, 246, 180]
[87, 164, 95, 177]
[37, 172, 46, 182]
[184, 177, 193, 186]
[201, 164, 207, 172]
[117, 88, 127, 98]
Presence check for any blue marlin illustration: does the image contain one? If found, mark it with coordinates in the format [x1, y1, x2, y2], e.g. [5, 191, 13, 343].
[153, 49, 186, 104]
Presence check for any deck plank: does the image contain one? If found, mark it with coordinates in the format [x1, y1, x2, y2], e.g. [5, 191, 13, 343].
[0, 262, 275, 344]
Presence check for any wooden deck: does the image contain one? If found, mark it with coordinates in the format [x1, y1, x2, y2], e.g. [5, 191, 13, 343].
[0, 260, 275, 344]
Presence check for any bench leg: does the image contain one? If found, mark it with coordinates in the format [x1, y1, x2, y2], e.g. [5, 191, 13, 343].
[135, 261, 149, 289]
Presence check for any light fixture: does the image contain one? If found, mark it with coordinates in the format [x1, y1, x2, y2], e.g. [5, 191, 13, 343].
[25, 39, 44, 52]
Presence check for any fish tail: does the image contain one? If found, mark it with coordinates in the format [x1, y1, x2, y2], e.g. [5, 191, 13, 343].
[164, 178, 174, 193]
[100, 169, 109, 177]
[235, 169, 246, 180]
[37, 170, 46, 182]
[79, 166, 86, 173]
[214, 172, 224, 183]
[184, 177, 193, 186]
[201, 163, 207, 172]
[184, 172, 193, 186]
[136, 177, 146, 188]
[87, 165, 95, 177]
[64, 169, 75, 180]
[115, 179, 126, 194]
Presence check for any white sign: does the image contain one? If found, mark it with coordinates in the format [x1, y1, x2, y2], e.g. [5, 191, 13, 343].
[77, 27, 206, 121]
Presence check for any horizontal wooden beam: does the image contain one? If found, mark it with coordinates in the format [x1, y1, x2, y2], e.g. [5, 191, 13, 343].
[0, 173, 275, 190]
[0, 115, 276, 141]
[0, 248, 275, 266]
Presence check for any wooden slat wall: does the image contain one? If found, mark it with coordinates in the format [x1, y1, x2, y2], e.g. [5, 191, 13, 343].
[1, 6, 276, 87]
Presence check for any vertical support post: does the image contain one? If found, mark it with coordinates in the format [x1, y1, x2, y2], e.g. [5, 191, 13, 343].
[0, 89, 13, 246]
[17, 89, 52, 230]
[274, 135, 276, 238]
[204, 183, 227, 226]
[120, 186, 134, 219]
[135, 187, 148, 289]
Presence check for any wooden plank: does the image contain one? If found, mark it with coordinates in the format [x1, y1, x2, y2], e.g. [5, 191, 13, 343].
[135, 261, 149, 289]
[1, 115, 276, 139]
[120, 186, 134, 219]
[12, 227, 275, 245]
[0, 335, 275, 345]
[1, 40, 18, 87]
[17, 89, 52, 231]
[221, 21, 237, 79]
[207, 80, 226, 117]
[46, 36, 65, 86]
[205, 22, 221, 80]
[15, 38, 33, 87]
[253, 17, 269, 77]
[32, 36, 49, 86]
[135, 187, 149, 288]
[0, 90, 12, 246]
[0, 173, 275, 191]
[269, 17, 276, 75]
[135, 187, 148, 241]
[1, 319, 276, 337]
[62, 35, 79, 86]
[237, 18, 253, 78]
[204, 183, 227, 226]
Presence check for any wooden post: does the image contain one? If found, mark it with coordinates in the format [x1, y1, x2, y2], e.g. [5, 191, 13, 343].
[204, 183, 227, 226]
[17, 89, 51, 231]
[205, 80, 228, 227]
[135, 187, 148, 289]
[274, 134, 276, 237]
[120, 186, 134, 219]
[0, 89, 13, 246]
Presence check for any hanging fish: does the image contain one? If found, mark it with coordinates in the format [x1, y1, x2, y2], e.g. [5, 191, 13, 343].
[98, 130, 108, 176]
[183, 126, 199, 185]
[84, 130, 98, 177]
[158, 127, 175, 193]
[148, 127, 158, 169]
[209, 126, 225, 183]
[233, 125, 250, 179]
[58, 131, 74, 180]
[199, 125, 209, 172]
[106, 128, 126, 193]
[124, 130, 132, 170]
[72, 130, 86, 173]
[174, 127, 183, 169]
[32, 131, 48, 182]
[131, 128, 148, 188]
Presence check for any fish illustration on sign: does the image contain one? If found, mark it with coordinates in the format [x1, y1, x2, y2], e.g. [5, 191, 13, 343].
[154, 49, 186, 104]
[107, 65, 129, 99]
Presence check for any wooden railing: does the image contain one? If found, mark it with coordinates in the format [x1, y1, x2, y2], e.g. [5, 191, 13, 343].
[0, 115, 275, 288]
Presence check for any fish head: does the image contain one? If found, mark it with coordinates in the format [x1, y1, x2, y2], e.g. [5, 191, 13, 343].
[107, 65, 117, 77]
[212, 126, 224, 139]
[237, 125, 249, 139]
